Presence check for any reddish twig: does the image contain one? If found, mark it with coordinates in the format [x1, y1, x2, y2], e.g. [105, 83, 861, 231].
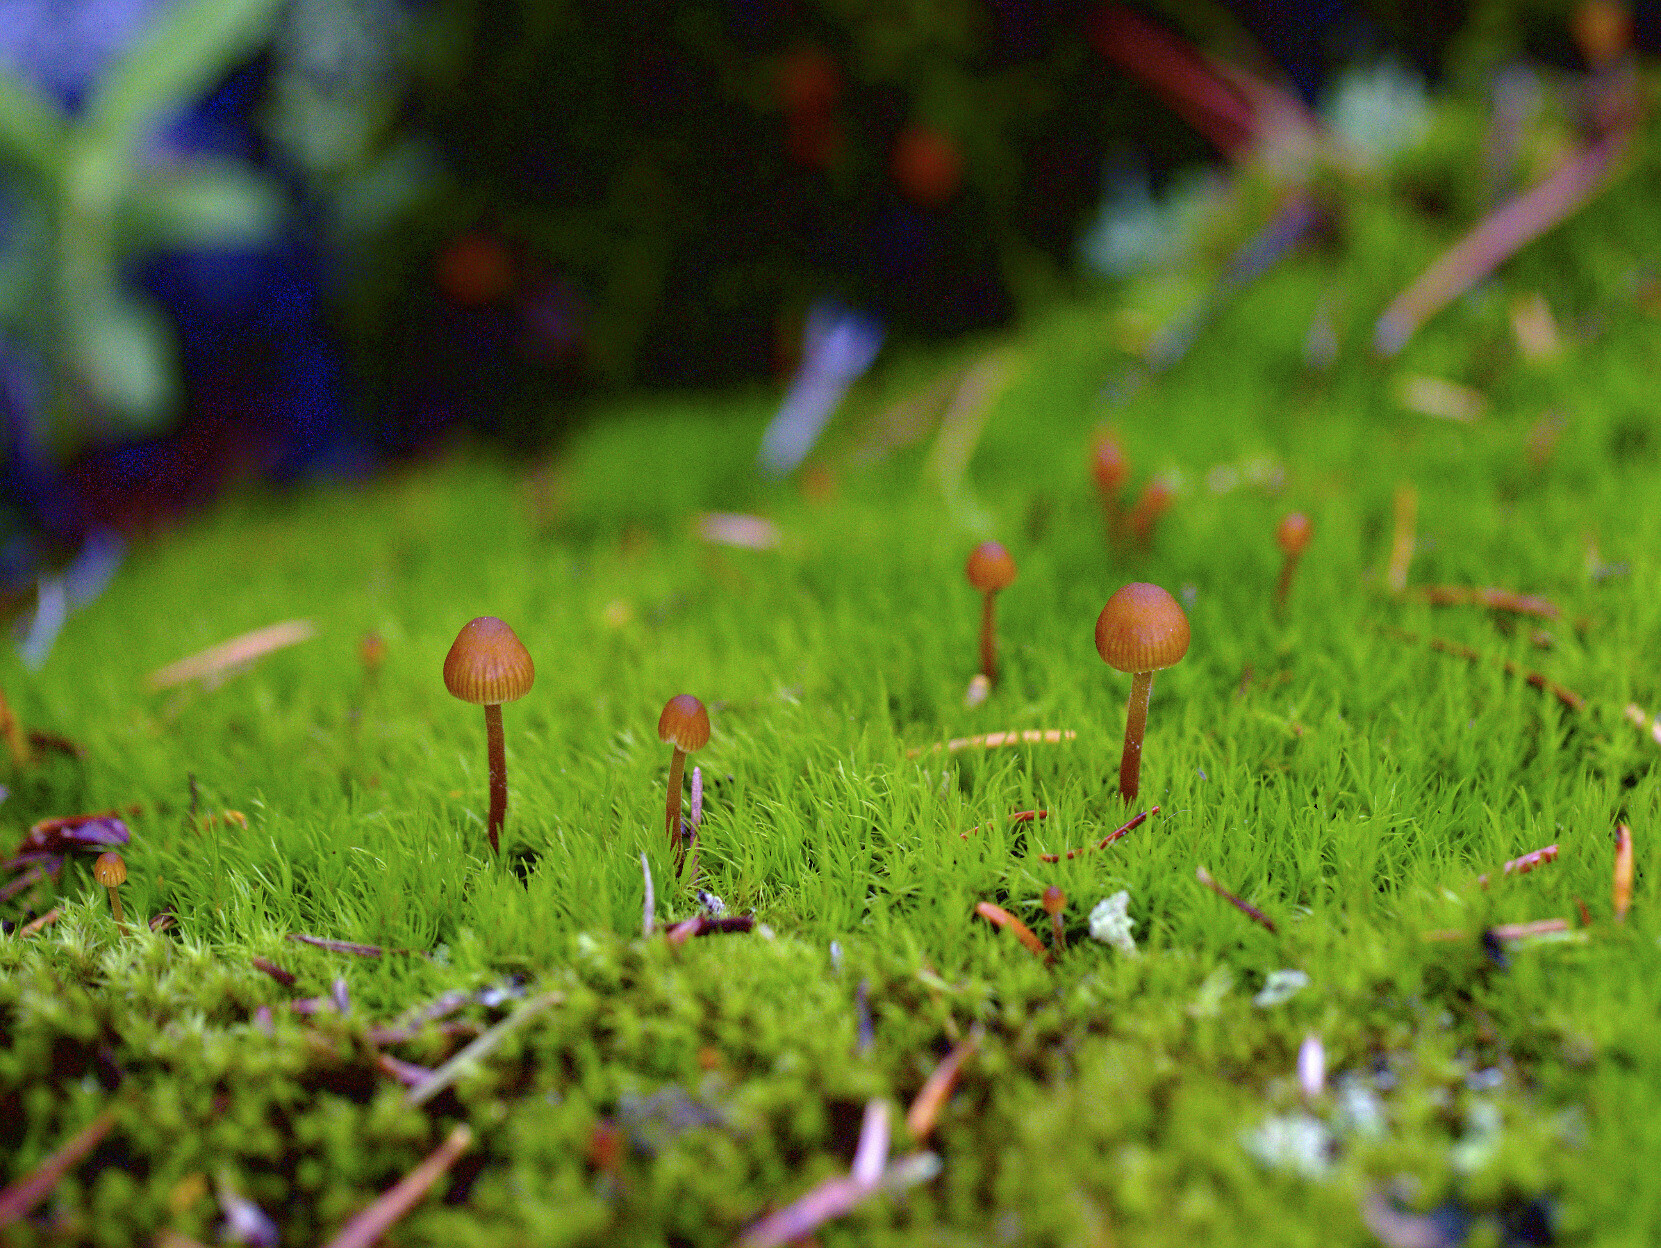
[665, 914, 757, 948]
[0, 1109, 117, 1225]
[1614, 824, 1634, 923]
[1195, 866, 1278, 934]
[320, 1125, 472, 1248]
[1039, 807, 1157, 863]
[906, 729, 1076, 758]
[25, 731, 84, 760]
[1377, 625, 1583, 711]
[959, 809, 1046, 839]
[250, 957, 296, 987]
[973, 902, 1049, 961]
[19, 907, 59, 937]
[1424, 918, 1570, 941]
[906, 1030, 980, 1142]
[1376, 129, 1632, 354]
[1478, 843, 1558, 888]
[1409, 586, 1561, 620]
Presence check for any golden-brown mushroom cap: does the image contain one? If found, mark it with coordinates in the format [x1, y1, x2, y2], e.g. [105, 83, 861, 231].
[93, 851, 126, 887]
[966, 541, 1017, 593]
[1276, 513, 1313, 557]
[1095, 583, 1190, 673]
[443, 617, 535, 705]
[658, 694, 710, 752]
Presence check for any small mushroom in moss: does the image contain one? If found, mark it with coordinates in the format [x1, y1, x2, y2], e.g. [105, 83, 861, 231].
[1090, 432, 1130, 540]
[93, 851, 127, 927]
[444, 617, 535, 856]
[658, 695, 711, 875]
[1095, 583, 1190, 802]
[965, 541, 1018, 686]
[1274, 513, 1313, 611]
[1042, 885, 1066, 955]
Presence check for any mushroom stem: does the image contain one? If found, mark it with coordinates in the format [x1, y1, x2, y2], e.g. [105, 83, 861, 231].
[0, 686, 30, 768]
[1275, 553, 1301, 611]
[484, 702, 506, 856]
[666, 745, 687, 870]
[1119, 670, 1154, 802]
[105, 884, 124, 927]
[979, 592, 999, 685]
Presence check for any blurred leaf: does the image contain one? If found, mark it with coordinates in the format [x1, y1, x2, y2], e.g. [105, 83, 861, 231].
[71, 292, 177, 422]
[127, 159, 286, 249]
[0, 203, 48, 328]
[0, 66, 66, 174]
[85, 0, 286, 149]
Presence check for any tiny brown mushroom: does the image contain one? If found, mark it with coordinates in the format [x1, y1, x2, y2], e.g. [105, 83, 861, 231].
[444, 617, 535, 856]
[93, 851, 127, 927]
[1042, 885, 1066, 954]
[1096, 583, 1190, 803]
[1274, 513, 1313, 611]
[1089, 432, 1130, 540]
[658, 695, 711, 875]
[965, 541, 1018, 685]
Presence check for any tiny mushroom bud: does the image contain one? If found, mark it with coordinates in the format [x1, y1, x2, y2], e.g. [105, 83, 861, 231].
[1042, 885, 1066, 954]
[1096, 583, 1190, 803]
[94, 851, 127, 926]
[444, 617, 535, 856]
[965, 541, 1018, 686]
[360, 631, 387, 676]
[658, 695, 711, 876]
[1274, 512, 1313, 611]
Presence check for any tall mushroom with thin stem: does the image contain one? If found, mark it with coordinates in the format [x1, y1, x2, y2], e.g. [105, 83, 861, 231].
[965, 541, 1018, 686]
[658, 695, 710, 875]
[1095, 583, 1190, 803]
[444, 617, 535, 856]
[1274, 513, 1313, 611]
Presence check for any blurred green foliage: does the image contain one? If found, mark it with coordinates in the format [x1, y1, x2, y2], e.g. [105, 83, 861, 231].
[0, 0, 286, 450]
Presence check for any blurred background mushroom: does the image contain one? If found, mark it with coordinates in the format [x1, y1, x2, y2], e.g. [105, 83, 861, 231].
[0, 0, 1654, 618]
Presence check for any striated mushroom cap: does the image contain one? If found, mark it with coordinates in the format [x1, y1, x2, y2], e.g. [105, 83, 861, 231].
[443, 617, 535, 705]
[658, 694, 710, 752]
[93, 851, 127, 887]
[1095, 583, 1190, 674]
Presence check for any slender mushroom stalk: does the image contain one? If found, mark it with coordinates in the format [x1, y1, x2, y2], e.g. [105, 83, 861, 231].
[1275, 513, 1313, 611]
[965, 541, 1018, 686]
[1096, 583, 1191, 803]
[443, 617, 536, 856]
[1042, 885, 1066, 955]
[93, 851, 127, 927]
[658, 695, 711, 876]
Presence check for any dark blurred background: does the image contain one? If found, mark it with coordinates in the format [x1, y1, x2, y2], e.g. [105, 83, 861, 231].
[0, 0, 1652, 580]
